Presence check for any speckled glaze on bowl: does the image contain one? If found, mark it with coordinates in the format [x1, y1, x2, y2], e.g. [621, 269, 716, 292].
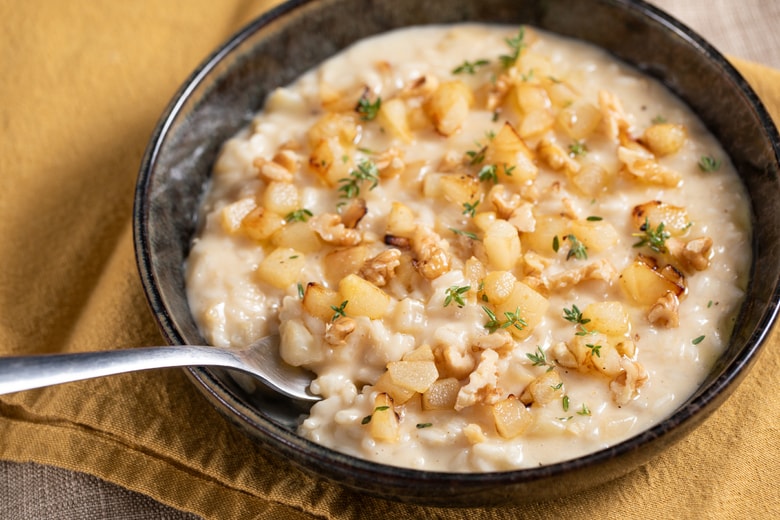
[133, 0, 780, 506]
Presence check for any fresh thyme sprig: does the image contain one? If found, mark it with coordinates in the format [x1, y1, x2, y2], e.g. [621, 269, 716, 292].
[632, 217, 670, 253]
[585, 343, 602, 357]
[477, 164, 498, 183]
[698, 155, 721, 172]
[563, 305, 590, 326]
[330, 300, 348, 321]
[355, 93, 381, 121]
[577, 403, 592, 416]
[452, 58, 490, 75]
[444, 285, 470, 308]
[285, 208, 313, 223]
[526, 346, 555, 372]
[483, 306, 527, 333]
[450, 227, 479, 240]
[566, 234, 588, 260]
[499, 27, 526, 69]
[466, 145, 487, 165]
[568, 141, 588, 157]
[361, 405, 390, 425]
[463, 200, 480, 217]
[338, 160, 379, 200]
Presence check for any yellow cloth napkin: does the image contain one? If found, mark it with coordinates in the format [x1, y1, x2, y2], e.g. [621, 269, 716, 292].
[1, 1, 778, 518]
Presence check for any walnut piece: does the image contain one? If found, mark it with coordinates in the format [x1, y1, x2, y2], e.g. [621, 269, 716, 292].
[309, 213, 362, 246]
[647, 290, 680, 328]
[324, 316, 356, 346]
[359, 248, 402, 287]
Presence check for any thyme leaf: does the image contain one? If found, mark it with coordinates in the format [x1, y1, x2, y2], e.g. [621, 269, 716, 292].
[444, 285, 471, 308]
[632, 217, 670, 253]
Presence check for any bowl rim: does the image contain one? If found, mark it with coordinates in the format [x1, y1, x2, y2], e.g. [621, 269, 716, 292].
[133, 0, 780, 496]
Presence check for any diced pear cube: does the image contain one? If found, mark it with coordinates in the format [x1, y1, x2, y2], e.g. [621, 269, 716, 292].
[484, 219, 522, 270]
[518, 109, 555, 139]
[309, 137, 351, 186]
[262, 181, 300, 216]
[271, 220, 322, 253]
[386, 202, 417, 238]
[582, 301, 630, 336]
[323, 245, 368, 285]
[220, 198, 257, 234]
[378, 97, 413, 142]
[495, 281, 549, 339]
[338, 274, 391, 319]
[302, 282, 341, 322]
[524, 369, 563, 406]
[514, 83, 552, 113]
[425, 80, 474, 136]
[439, 173, 480, 205]
[374, 371, 416, 405]
[422, 377, 460, 410]
[557, 100, 602, 140]
[485, 122, 538, 184]
[242, 207, 285, 242]
[521, 215, 570, 256]
[481, 270, 517, 305]
[255, 247, 305, 289]
[402, 344, 435, 361]
[570, 219, 619, 253]
[491, 395, 533, 439]
[472, 211, 497, 232]
[368, 393, 400, 443]
[641, 123, 687, 157]
[387, 360, 439, 393]
[569, 163, 610, 197]
[631, 200, 690, 236]
[619, 257, 686, 306]
[307, 112, 358, 147]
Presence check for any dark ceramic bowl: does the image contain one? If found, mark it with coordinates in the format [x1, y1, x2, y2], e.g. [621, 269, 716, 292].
[133, 0, 780, 506]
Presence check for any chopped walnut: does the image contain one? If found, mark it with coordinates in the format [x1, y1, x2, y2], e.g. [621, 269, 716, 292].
[359, 248, 402, 287]
[471, 330, 514, 354]
[487, 185, 522, 220]
[374, 147, 405, 178]
[411, 227, 451, 280]
[434, 343, 476, 380]
[508, 202, 536, 233]
[309, 213, 362, 246]
[561, 197, 579, 220]
[598, 90, 631, 142]
[546, 259, 618, 290]
[484, 73, 512, 112]
[610, 358, 648, 406]
[667, 236, 713, 271]
[324, 316, 356, 346]
[455, 349, 501, 411]
[537, 137, 581, 174]
[550, 341, 578, 369]
[618, 144, 682, 187]
[463, 423, 487, 444]
[523, 251, 552, 277]
[340, 198, 367, 229]
[647, 290, 680, 328]
[399, 73, 440, 99]
[253, 149, 300, 183]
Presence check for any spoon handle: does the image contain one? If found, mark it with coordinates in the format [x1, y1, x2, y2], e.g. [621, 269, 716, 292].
[0, 346, 243, 395]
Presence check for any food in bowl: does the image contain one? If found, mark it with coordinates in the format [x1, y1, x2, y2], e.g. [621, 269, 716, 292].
[185, 24, 751, 471]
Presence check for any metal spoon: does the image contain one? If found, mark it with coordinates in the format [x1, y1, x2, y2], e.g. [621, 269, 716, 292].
[0, 335, 319, 401]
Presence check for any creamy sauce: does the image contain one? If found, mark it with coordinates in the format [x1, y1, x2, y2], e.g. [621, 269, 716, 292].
[186, 25, 751, 471]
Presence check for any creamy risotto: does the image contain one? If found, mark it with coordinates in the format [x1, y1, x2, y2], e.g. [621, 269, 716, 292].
[186, 24, 751, 471]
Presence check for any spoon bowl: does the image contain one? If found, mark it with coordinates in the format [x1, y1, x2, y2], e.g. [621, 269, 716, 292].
[0, 336, 318, 401]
